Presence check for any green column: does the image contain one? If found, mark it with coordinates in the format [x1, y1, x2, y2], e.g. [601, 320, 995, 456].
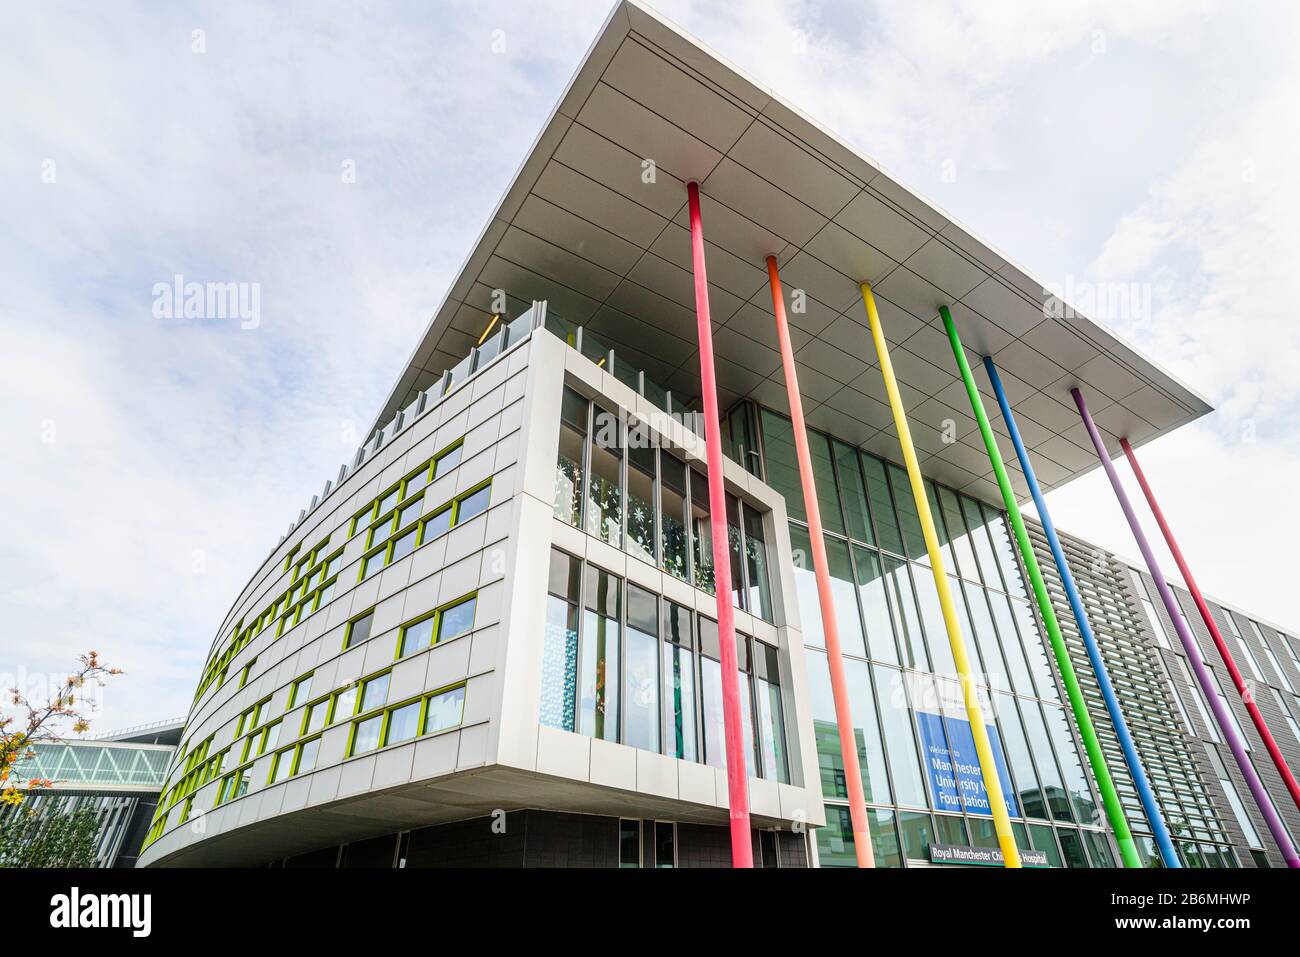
[941, 306, 1141, 868]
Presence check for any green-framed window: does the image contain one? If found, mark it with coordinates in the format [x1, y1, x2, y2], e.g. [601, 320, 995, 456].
[289, 672, 314, 708]
[269, 736, 321, 785]
[344, 608, 375, 649]
[346, 682, 467, 757]
[349, 440, 467, 538]
[360, 672, 391, 712]
[302, 696, 330, 736]
[357, 478, 494, 582]
[397, 592, 478, 658]
[330, 685, 360, 723]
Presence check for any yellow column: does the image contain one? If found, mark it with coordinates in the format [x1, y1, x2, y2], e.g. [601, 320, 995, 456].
[859, 282, 1022, 868]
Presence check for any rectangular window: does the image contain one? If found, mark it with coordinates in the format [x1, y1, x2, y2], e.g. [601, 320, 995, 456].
[540, 550, 580, 732]
[432, 441, 463, 480]
[455, 483, 491, 524]
[1254, 622, 1296, 693]
[360, 549, 384, 581]
[424, 685, 465, 734]
[554, 387, 587, 526]
[659, 454, 689, 581]
[398, 594, 474, 660]
[586, 405, 623, 546]
[332, 685, 358, 723]
[385, 701, 421, 746]
[389, 527, 417, 563]
[1205, 747, 1262, 849]
[260, 720, 281, 755]
[725, 493, 745, 611]
[1136, 575, 1173, 648]
[344, 610, 374, 650]
[742, 505, 773, 622]
[753, 641, 789, 784]
[303, 699, 328, 736]
[619, 819, 641, 868]
[397, 498, 424, 531]
[1270, 688, 1300, 745]
[655, 821, 675, 868]
[351, 715, 383, 755]
[758, 409, 804, 524]
[662, 601, 697, 762]
[698, 619, 756, 776]
[270, 747, 295, 784]
[623, 584, 660, 753]
[886, 463, 927, 561]
[788, 525, 866, 658]
[400, 612, 437, 657]
[626, 441, 657, 564]
[361, 673, 391, 713]
[689, 468, 714, 595]
[439, 594, 477, 642]
[579, 565, 621, 741]
[834, 439, 873, 545]
[884, 555, 929, 672]
[1174, 655, 1222, 743]
[1222, 612, 1265, 681]
[421, 504, 453, 541]
[289, 673, 313, 708]
[1205, 662, 1249, 747]
[297, 737, 320, 775]
[982, 503, 1028, 600]
[808, 429, 845, 536]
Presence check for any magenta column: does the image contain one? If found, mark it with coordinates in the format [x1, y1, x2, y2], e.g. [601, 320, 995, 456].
[1072, 387, 1299, 867]
[686, 182, 753, 867]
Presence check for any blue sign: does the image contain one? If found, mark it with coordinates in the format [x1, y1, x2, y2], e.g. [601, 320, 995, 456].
[915, 711, 1019, 818]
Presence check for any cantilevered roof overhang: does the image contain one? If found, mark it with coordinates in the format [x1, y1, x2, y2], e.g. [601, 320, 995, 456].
[373, 0, 1211, 504]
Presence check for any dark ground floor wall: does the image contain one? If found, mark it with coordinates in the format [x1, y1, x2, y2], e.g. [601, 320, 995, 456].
[271, 810, 810, 868]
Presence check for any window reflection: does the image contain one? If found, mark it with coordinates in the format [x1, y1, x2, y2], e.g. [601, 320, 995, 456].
[579, 565, 620, 741]
[554, 388, 586, 526]
[585, 405, 623, 546]
[660, 455, 689, 582]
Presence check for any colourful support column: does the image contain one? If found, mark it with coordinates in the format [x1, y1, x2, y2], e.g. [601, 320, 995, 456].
[768, 256, 873, 867]
[941, 309, 1140, 866]
[1121, 437, 1300, 815]
[686, 182, 753, 868]
[981, 350, 1178, 866]
[1072, 387, 1300, 868]
[861, 284, 1021, 868]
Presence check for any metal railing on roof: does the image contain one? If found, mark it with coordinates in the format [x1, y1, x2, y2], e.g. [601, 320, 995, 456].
[91, 718, 186, 741]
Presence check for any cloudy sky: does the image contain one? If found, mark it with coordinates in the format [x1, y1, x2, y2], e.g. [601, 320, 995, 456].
[3, 0, 1298, 730]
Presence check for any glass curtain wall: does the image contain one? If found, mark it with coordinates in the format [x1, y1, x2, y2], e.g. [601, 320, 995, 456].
[751, 406, 1112, 868]
[555, 387, 773, 622]
[540, 547, 788, 781]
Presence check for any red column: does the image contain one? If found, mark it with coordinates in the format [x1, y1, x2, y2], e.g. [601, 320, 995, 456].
[767, 256, 873, 866]
[1121, 437, 1300, 813]
[686, 182, 753, 867]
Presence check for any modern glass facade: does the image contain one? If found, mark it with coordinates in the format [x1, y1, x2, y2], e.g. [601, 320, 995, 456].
[541, 386, 790, 781]
[750, 405, 1118, 867]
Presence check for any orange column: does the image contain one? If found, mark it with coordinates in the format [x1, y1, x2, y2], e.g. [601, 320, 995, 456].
[686, 182, 753, 867]
[767, 256, 873, 867]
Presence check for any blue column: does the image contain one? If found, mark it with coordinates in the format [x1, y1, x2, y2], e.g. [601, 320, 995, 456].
[983, 357, 1181, 869]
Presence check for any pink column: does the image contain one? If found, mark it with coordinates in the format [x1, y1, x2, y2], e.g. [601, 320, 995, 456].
[686, 182, 753, 867]
[767, 256, 872, 866]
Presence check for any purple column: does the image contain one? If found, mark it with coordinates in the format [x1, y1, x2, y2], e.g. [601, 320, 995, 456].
[1072, 387, 1299, 867]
